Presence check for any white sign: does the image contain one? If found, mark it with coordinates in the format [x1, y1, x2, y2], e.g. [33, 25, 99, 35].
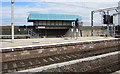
[72, 22, 75, 27]
[71, 28, 74, 32]
[76, 29, 79, 32]
[38, 26, 45, 29]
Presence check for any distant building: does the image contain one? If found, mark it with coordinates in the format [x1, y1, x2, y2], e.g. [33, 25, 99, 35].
[28, 14, 82, 37]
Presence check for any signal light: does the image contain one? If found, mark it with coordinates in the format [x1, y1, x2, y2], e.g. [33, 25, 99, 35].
[103, 15, 113, 24]
[75, 18, 79, 27]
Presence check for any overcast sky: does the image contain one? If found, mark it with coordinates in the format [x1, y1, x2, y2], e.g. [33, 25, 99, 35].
[1, 0, 120, 26]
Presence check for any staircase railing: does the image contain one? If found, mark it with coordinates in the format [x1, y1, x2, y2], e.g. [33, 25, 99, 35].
[28, 29, 39, 38]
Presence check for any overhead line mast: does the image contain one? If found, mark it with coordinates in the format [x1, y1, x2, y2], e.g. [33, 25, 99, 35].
[11, 0, 14, 41]
[91, 7, 118, 36]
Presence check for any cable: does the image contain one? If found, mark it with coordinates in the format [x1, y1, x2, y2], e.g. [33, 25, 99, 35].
[45, 2, 95, 9]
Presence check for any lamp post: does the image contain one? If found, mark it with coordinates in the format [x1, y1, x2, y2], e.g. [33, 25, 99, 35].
[11, 0, 14, 41]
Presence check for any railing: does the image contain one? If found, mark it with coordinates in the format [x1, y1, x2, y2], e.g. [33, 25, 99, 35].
[28, 29, 39, 38]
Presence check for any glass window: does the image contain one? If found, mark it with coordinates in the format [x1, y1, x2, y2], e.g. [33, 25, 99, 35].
[33, 22, 36, 25]
[34, 21, 38, 26]
[66, 21, 71, 26]
[55, 21, 59, 26]
[59, 21, 62, 26]
[66, 21, 68, 25]
[54, 21, 56, 25]
[43, 21, 46, 25]
[51, 21, 54, 25]
[47, 21, 51, 26]
[69, 22, 71, 26]
[63, 21, 66, 25]
[39, 21, 43, 25]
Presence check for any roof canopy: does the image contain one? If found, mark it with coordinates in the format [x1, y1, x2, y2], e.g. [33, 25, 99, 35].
[28, 14, 82, 22]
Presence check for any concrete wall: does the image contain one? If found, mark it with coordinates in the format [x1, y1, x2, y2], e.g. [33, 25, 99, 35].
[0, 26, 107, 37]
[0, 26, 33, 35]
[65, 26, 107, 37]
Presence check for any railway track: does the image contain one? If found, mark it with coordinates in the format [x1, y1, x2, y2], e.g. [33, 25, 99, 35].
[1, 46, 120, 73]
[83, 60, 120, 72]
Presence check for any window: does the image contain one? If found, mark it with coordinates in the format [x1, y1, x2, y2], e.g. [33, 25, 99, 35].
[42, 21, 46, 25]
[51, 21, 54, 25]
[34, 21, 38, 26]
[66, 21, 69, 26]
[55, 21, 59, 26]
[59, 21, 62, 26]
[66, 22, 71, 26]
[63, 21, 66, 25]
[54, 21, 56, 25]
[69, 22, 71, 25]
[47, 21, 51, 26]
[33, 22, 36, 26]
[39, 21, 43, 25]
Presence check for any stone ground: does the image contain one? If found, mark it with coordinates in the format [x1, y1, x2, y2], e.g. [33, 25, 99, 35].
[112, 70, 120, 74]
[41, 53, 119, 72]
[0, 36, 115, 48]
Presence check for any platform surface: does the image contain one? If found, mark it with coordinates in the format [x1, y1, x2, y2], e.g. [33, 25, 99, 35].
[0, 37, 116, 48]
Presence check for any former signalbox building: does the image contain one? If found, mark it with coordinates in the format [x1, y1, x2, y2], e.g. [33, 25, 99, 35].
[28, 14, 82, 38]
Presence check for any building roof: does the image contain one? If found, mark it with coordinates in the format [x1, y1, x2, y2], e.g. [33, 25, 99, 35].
[28, 14, 82, 22]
